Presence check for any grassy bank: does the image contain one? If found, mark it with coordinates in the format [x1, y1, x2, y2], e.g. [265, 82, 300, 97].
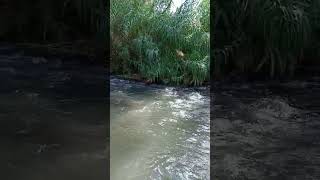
[111, 0, 209, 86]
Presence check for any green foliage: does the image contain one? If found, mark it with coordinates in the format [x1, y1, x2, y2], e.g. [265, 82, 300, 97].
[111, 0, 209, 86]
[0, 0, 106, 42]
[214, 0, 320, 78]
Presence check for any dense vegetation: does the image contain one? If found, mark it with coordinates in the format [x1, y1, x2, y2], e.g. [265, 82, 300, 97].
[214, 0, 320, 78]
[111, 0, 209, 86]
[3, 0, 319, 83]
[0, 0, 107, 58]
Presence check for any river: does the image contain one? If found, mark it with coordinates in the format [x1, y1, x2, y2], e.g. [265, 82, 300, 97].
[1, 45, 319, 180]
[212, 78, 320, 179]
[0, 45, 210, 180]
[110, 77, 210, 179]
[0, 45, 107, 180]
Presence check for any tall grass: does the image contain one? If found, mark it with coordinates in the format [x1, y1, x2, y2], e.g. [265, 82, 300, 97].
[111, 0, 209, 86]
[0, 0, 106, 43]
[214, 0, 320, 78]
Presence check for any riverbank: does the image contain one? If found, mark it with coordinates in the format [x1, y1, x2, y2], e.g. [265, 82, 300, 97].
[0, 41, 106, 64]
[111, 73, 210, 88]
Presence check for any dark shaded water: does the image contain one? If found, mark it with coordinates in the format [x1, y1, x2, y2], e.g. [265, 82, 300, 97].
[212, 79, 320, 180]
[0, 46, 107, 180]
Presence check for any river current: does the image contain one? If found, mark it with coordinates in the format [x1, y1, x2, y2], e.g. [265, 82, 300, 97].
[1, 45, 319, 180]
[0, 46, 107, 180]
[110, 77, 210, 179]
[212, 79, 320, 179]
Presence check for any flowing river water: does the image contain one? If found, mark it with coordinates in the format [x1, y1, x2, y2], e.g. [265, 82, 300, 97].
[1, 45, 319, 180]
[0, 45, 107, 180]
[0, 45, 210, 180]
[110, 77, 210, 179]
[212, 78, 320, 179]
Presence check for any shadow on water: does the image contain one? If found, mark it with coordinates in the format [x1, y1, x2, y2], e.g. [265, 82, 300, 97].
[212, 79, 320, 180]
[0, 46, 107, 180]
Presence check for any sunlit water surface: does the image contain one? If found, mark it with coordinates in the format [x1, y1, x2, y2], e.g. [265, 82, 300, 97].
[110, 78, 210, 180]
